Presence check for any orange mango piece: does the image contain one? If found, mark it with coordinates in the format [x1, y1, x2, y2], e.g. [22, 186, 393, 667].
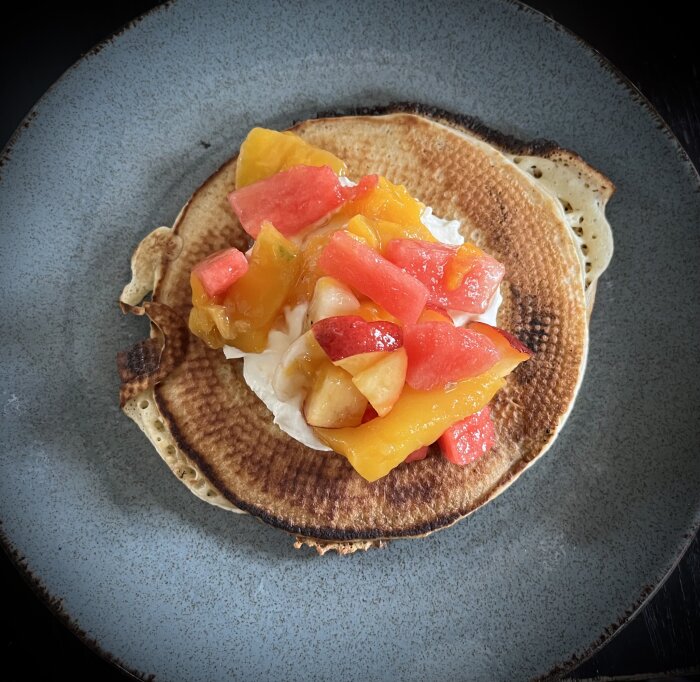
[339, 176, 425, 227]
[287, 228, 336, 306]
[444, 243, 485, 291]
[191, 272, 221, 307]
[218, 222, 300, 352]
[347, 214, 435, 252]
[188, 304, 225, 349]
[189, 273, 226, 348]
[371, 217, 436, 248]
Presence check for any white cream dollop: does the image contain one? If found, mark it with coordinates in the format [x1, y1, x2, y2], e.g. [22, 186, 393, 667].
[224, 204, 502, 450]
[421, 206, 464, 246]
[224, 304, 331, 451]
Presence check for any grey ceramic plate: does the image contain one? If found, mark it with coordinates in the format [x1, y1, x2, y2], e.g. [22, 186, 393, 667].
[1, 1, 699, 680]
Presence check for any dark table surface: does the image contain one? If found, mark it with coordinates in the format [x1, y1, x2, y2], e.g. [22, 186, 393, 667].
[1, 2, 698, 680]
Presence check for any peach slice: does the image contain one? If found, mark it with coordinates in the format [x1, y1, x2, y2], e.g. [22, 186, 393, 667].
[311, 315, 403, 361]
[467, 322, 533, 374]
[334, 351, 385, 376]
[351, 347, 407, 417]
[304, 363, 368, 428]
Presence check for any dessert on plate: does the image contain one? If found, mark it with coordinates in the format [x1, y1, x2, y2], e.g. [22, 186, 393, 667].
[117, 106, 613, 554]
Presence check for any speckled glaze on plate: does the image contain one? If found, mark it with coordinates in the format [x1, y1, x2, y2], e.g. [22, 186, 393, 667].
[0, 1, 698, 679]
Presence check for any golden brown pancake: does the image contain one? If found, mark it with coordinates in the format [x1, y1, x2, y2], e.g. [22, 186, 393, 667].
[118, 106, 614, 554]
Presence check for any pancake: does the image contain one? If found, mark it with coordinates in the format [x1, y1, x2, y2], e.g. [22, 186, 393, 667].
[117, 106, 614, 553]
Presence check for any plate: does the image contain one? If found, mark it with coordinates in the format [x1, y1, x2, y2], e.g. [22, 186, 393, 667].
[1, 1, 698, 679]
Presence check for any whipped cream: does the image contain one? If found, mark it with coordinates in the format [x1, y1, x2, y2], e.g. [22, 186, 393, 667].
[224, 204, 502, 450]
[223, 304, 330, 450]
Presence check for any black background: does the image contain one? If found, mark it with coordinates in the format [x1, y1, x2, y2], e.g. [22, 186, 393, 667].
[1, 2, 698, 680]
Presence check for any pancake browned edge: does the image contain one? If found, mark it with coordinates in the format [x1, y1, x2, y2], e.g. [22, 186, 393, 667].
[117, 104, 614, 555]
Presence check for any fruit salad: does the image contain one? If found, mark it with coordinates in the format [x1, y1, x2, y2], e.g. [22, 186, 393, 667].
[188, 128, 532, 482]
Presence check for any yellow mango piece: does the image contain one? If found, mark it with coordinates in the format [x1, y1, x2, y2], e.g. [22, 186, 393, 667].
[189, 275, 225, 348]
[220, 222, 300, 352]
[444, 243, 485, 291]
[347, 214, 435, 251]
[346, 215, 380, 249]
[202, 305, 268, 353]
[287, 228, 336, 306]
[315, 370, 506, 482]
[235, 128, 347, 189]
[190, 273, 216, 306]
[339, 176, 425, 226]
[188, 305, 224, 349]
[371, 217, 436, 249]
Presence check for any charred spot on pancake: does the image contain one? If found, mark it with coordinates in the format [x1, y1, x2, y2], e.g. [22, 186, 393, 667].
[504, 282, 568, 442]
[117, 338, 161, 385]
[117, 302, 189, 407]
[508, 284, 557, 356]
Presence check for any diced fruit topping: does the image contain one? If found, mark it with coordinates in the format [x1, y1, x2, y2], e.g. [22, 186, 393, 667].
[190, 269, 213, 307]
[191, 248, 249, 299]
[311, 315, 403, 361]
[346, 215, 380, 250]
[287, 228, 335, 305]
[190, 222, 299, 352]
[404, 322, 499, 391]
[304, 362, 368, 428]
[385, 238, 505, 313]
[307, 276, 360, 326]
[318, 230, 429, 324]
[439, 406, 496, 466]
[315, 370, 506, 482]
[185, 129, 534, 483]
[221, 223, 299, 352]
[235, 127, 347, 188]
[229, 165, 377, 239]
[188, 303, 224, 349]
[351, 347, 407, 417]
